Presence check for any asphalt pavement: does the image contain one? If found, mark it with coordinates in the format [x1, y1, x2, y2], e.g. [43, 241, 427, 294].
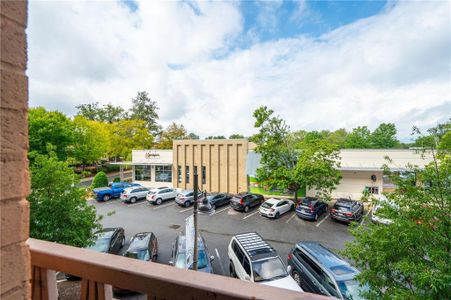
[60, 196, 356, 299]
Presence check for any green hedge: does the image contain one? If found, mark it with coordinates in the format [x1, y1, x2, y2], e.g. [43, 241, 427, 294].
[91, 171, 109, 189]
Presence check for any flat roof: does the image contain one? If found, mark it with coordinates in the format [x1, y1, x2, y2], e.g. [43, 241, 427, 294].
[109, 161, 171, 166]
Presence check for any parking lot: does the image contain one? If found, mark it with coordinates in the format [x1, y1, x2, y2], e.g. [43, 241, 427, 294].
[59, 196, 359, 299]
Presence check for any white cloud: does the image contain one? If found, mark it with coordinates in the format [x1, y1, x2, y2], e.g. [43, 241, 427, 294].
[28, 1, 450, 140]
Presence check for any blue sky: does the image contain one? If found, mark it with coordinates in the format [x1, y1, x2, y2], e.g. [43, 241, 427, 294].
[240, 0, 387, 41]
[28, 1, 450, 140]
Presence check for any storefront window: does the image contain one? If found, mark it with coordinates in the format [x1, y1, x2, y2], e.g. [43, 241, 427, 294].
[155, 165, 172, 182]
[135, 165, 151, 181]
[178, 166, 182, 183]
[186, 166, 190, 184]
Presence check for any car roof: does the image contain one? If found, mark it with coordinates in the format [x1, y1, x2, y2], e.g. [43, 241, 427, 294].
[297, 241, 358, 280]
[97, 227, 118, 239]
[234, 232, 278, 261]
[335, 199, 357, 206]
[265, 198, 281, 204]
[179, 189, 194, 195]
[177, 235, 205, 252]
[128, 232, 152, 251]
[301, 197, 319, 202]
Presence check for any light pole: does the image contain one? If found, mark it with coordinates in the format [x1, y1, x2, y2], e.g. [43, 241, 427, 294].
[192, 171, 199, 271]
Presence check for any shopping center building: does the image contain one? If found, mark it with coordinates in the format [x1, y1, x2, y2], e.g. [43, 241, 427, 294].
[114, 139, 433, 199]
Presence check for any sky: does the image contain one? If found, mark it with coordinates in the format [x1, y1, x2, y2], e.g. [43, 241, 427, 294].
[27, 0, 451, 141]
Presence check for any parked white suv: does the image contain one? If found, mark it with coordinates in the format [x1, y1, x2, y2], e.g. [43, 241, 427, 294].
[228, 232, 303, 293]
[259, 198, 295, 219]
[146, 187, 178, 205]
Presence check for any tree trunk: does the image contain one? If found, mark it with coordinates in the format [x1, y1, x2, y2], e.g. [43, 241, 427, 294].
[294, 189, 298, 204]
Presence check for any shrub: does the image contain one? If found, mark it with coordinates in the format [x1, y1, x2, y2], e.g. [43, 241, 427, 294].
[113, 177, 121, 183]
[91, 171, 109, 189]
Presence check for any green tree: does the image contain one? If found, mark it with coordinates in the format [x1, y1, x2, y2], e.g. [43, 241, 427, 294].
[370, 123, 399, 148]
[109, 119, 154, 160]
[326, 128, 348, 148]
[28, 107, 74, 161]
[70, 116, 109, 167]
[344, 126, 372, 148]
[28, 152, 101, 247]
[157, 122, 188, 149]
[229, 134, 245, 139]
[253, 106, 341, 202]
[187, 132, 200, 140]
[91, 171, 109, 188]
[129, 91, 161, 134]
[205, 135, 226, 139]
[76, 102, 127, 123]
[342, 146, 450, 299]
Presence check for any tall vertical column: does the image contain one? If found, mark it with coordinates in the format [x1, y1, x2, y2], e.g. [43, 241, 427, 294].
[1, 1, 31, 298]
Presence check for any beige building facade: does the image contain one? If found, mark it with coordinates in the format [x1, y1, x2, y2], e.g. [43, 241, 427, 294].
[173, 139, 250, 194]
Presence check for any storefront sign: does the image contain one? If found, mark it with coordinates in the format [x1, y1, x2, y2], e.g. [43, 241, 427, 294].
[145, 151, 160, 159]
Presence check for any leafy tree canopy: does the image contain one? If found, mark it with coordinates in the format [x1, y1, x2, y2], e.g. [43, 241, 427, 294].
[76, 102, 127, 123]
[28, 107, 74, 161]
[187, 132, 200, 140]
[129, 91, 161, 135]
[69, 116, 109, 165]
[344, 126, 372, 148]
[252, 106, 341, 201]
[229, 133, 245, 139]
[157, 122, 188, 149]
[205, 135, 226, 139]
[28, 152, 101, 247]
[109, 119, 154, 160]
[343, 144, 450, 299]
[370, 123, 399, 148]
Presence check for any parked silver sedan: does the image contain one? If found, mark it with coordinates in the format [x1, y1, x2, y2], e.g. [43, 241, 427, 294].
[120, 187, 150, 203]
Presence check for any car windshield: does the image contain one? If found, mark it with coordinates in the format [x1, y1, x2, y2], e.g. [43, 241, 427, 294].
[261, 202, 275, 208]
[337, 279, 368, 300]
[175, 250, 208, 269]
[207, 195, 216, 201]
[125, 249, 150, 261]
[148, 191, 156, 195]
[252, 257, 288, 282]
[88, 238, 109, 252]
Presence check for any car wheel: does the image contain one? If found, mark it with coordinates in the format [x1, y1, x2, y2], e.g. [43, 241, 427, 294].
[156, 198, 162, 205]
[293, 270, 301, 286]
[275, 212, 280, 219]
[229, 262, 236, 278]
[184, 201, 190, 208]
[130, 197, 137, 204]
[244, 206, 249, 213]
[103, 194, 110, 201]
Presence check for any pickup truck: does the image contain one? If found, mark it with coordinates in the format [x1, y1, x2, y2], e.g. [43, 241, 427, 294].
[93, 182, 141, 201]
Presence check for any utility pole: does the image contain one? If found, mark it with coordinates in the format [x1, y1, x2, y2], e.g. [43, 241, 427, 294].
[192, 171, 199, 271]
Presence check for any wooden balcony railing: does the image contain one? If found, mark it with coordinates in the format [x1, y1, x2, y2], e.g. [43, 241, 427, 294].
[29, 238, 329, 300]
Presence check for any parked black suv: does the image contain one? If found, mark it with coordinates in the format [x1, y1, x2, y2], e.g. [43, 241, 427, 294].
[330, 198, 364, 224]
[230, 193, 264, 212]
[287, 241, 367, 299]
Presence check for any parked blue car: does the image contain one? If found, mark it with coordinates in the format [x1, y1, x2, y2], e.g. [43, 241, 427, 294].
[296, 197, 328, 221]
[93, 182, 140, 201]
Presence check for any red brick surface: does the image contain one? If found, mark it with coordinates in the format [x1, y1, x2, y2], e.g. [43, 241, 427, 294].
[0, 0, 30, 298]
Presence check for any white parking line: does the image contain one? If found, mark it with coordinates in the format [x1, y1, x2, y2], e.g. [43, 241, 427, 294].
[316, 213, 330, 227]
[125, 201, 147, 208]
[286, 213, 297, 224]
[153, 202, 175, 210]
[212, 206, 230, 216]
[179, 207, 193, 213]
[243, 211, 259, 220]
[215, 248, 226, 275]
